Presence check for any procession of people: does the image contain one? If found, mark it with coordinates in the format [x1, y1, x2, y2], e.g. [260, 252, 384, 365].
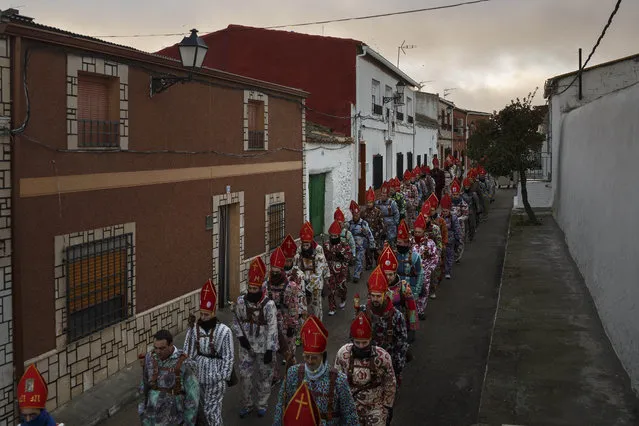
[10, 159, 493, 426]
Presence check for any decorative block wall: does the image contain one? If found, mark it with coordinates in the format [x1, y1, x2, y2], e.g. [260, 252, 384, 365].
[0, 34, 13, 426]
[22, 223, 200, 412]
[211, 192, 247, 296]
[66, 54, 129, 150]
[264, 192, 285, 257]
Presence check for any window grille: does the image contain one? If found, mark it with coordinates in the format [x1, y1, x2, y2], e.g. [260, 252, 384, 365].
[66, 234, 134, 342]
[268, 202, 286, 250]
[78, 74, 120, 148]
[248, 100, 265, 150]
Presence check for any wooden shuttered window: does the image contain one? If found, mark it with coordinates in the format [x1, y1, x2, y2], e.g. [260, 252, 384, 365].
[248, 100, 265, 149]
[77, 74, 119, 148]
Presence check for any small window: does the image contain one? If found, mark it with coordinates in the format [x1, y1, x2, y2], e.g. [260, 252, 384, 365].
[417, 155, 422, 167]
[396, 152, 404, 179]
[77, 73, 119, 148]
[372, 79, 382, 115]
[248, 100, 265, 150]
[373, 155, 383, 189]
[268, 202, 285, 250]
[66, 234, 134, 342]
[407, 97, 414, 124]
[407, 152, 413, 170]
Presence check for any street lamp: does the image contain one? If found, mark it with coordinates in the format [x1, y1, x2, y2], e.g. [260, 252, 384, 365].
[150, 29, 209, 97]
[383, 81, 406, 105]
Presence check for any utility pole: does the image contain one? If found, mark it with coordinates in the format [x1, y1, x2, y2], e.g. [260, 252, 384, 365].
[397, 40, 417, 69]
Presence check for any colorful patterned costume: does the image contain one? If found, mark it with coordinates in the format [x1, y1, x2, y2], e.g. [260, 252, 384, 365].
[139, 349, 199, 426]
[441, 194, 463, 276]
[450, 179, 469, 257]
[411, 216, 439, 315]
[274, 316, 360, 426]
[362, 187, 386, 269]
[347, 200, 376, 281]
[294, 222, 330, 321]
[281, 234, 308, 342]
[334, 312, 396, 426]
[183, 279, 234, 426]
[375, 182, 399, 246]
[233, 257, 279, 414]
[401, 170, 420, 229]
[378, 245, 418, 332]
[323, 220, 354, 312]
[390, 178, 407, 221]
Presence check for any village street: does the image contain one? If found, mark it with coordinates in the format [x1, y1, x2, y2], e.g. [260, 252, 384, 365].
[100, 190, 512, 426]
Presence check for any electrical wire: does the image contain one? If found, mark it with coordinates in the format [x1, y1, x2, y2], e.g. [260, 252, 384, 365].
[555, 0, 623, 96]
[91, 0, 491, 38]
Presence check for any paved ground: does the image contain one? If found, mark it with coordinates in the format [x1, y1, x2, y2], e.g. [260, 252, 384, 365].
[477, 213, 639, 426]
[55, 190, 511, 425]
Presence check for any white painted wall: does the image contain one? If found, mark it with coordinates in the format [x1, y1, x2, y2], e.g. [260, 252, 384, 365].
[356, 54, 418, 186]
[415, 92, 439, 164]
[551, 80, 639, 394]
[306, 141, 355, 233]
[513, 180, 552, 209]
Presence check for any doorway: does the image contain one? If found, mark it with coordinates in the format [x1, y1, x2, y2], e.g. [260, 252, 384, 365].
[309, 173, 325, 236]
[217, 202, 241, 306]
[358, 142, 367, 204]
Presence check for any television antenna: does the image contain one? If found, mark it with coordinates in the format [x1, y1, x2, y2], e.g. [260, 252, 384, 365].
[397, 40, 417, 68]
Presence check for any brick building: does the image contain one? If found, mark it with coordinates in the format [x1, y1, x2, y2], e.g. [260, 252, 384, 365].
[0, 10, 307, 420]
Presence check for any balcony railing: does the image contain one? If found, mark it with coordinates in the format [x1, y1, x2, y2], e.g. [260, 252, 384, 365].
[396, 111, 404, 121]
[248, 130, 265, 149]
[372, 103, 383, 115]
[407, 115, 414, 124]
[78, 119, 120, 148]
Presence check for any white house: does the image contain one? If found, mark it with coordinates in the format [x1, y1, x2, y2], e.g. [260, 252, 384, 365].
[414, 91, 440, 167]
[354, 46, 420, 195]
[544, 53, 639, 394]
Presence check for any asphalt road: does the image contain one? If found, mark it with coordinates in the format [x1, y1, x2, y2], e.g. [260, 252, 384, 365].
[101, 189, 513, 426]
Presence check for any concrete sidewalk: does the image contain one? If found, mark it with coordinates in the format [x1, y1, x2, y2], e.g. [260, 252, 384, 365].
[477, 213, 639, 426]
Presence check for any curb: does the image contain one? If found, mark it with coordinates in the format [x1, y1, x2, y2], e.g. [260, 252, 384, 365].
[475, 201, 513, 421]
[86, 387, 139, 426]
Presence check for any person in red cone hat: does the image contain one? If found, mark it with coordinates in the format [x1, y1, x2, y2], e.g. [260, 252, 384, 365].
[375, 182, 400, 248]
[440, 194, 463, 280]
[361, 187, 387, 270]
[378, 245, 418, 337]
[140, 328, 199, 426]
[265, 246, 301, 383]
[323, 220, 353, 316]
[274, 316, 359, 425]
[425, 193, 448, 297]
[461, 177, 479, 241]
[412, 213, 440, 320]
[293, 222, 330, 321]
[389, 177, 407, 222]
[355, 266, 408, 388]
[233, 257, 279, 418]
[450, 179, 470, 261]
[347, 199, 376, 283]
[183, 278, 234, 425]
[18, 364, 65, 426]
[282, 381, 321, 426]
[280, 234, 308, 346]
[401, 169, 420, 229]
[418, 164, 436, 211]
[334, 311, 397, 425]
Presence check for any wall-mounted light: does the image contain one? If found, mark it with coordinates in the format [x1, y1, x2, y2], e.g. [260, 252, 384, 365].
[383, 81, 407, 106]
[150, 29, 208, 97]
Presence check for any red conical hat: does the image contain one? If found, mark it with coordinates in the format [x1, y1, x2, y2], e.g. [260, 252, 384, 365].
[283, 382, 321, 426]
[333, 207, 345, 222]
[300, 221, 314, 243]
[403, 169, 412, 181]
[414, 213, 427, 230]
[423, 165, 431, 174]
[432, 157, 440, 168]
[381, 181, 390, 195]
[413, 168, 420, 179]
[248, 256, 266, 287]
[427, 193, 439, 211]
[328, 220, 342, 236]
[441, 194, 452, 210]
[301, 315, 328, 354]
[367, 266, 389, 294]
[378, 246, 398, 273]
[392, 178, 401, 190]
[451, 179, 461, 195]
[270, 246, 287, 270]
[200, 278, 217, 313]
[18, 364, 48, 410]
[281, 234, 298, 259]
[366, 187, 376, 203]
[349, 200, 360, 215]
[397, 219, 410, 241]
[350, 311, 372, 339]
[462, 177, 472, 188]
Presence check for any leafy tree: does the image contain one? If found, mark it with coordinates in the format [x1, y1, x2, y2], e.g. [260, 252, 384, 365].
[467, 89, 546, 223]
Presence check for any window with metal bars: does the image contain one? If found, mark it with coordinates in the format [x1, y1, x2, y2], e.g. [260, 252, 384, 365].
[66, 234, 134, 342]
[268, 202, 286, 250]
[78, 73, 120, 148]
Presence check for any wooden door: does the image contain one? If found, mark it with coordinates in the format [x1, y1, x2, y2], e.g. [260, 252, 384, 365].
[309, 174, 325, 236]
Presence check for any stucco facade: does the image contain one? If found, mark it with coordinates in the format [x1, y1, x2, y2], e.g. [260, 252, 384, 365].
[0, 13, 307, 418]
[545, 54, 639, 395]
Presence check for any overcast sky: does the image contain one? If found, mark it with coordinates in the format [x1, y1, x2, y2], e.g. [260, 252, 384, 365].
[14, 0, 639, 112]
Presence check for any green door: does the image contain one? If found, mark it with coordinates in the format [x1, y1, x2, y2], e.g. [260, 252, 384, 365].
[309, 173, 325, 236]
